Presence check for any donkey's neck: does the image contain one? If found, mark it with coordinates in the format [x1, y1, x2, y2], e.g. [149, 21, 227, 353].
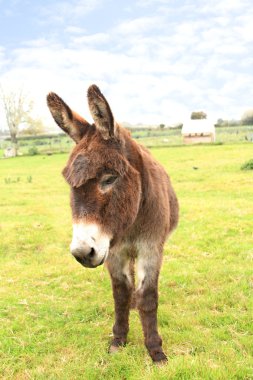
[120, 127, 154, 202]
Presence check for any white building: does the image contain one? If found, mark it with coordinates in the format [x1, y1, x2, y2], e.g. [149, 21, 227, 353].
[181, 119, 215, 144]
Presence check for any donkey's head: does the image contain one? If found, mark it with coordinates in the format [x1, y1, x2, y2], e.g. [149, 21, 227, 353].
[47, 85, 141, 268]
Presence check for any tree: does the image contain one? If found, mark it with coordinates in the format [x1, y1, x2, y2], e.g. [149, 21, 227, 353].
[20, 117, 46, 136]
[159, 123, 165, 129]
[0, 87, 33, 156]
[216, 118, 224, 126]
[241, 109, 253, 125]
[191, 111, 207, 120]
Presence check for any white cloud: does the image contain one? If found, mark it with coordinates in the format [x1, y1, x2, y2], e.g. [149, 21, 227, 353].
[200, 0, 251, 14]
[0, 46, 9, 71]
[116, 16, 164, 35]
[1, 0, 253, 130]
[39, 0, 103, 23]
[65, 26, 86, 34]
[136, 0, 171, 6]
[72, 33, 110, 46]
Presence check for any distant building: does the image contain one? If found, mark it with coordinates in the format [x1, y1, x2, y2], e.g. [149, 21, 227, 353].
[182, 119, 215, 144]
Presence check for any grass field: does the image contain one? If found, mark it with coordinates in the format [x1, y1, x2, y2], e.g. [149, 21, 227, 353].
[0, 143, 253, 379]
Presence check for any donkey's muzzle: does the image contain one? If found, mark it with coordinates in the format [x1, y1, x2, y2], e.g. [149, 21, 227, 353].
[70, 222, 110, 268]
[71, 246, 95, 268]
[70, 242, 106, 268]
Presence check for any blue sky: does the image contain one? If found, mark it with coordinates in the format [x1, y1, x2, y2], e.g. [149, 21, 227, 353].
[1, 0, 253, 129]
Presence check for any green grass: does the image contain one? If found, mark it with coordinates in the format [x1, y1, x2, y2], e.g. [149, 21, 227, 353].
[0, 144, 253, 379]
[241, 158, 253, 171]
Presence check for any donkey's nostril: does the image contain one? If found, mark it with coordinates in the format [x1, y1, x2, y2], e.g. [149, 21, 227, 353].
[89, 247, 95, 258]
[75, 256, 83, 264]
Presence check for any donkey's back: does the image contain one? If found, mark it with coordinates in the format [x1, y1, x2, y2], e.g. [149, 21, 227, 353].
[124, 138, 178, 245]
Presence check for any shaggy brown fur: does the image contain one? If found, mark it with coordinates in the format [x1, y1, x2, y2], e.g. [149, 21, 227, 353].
[47, 84, 179, 363]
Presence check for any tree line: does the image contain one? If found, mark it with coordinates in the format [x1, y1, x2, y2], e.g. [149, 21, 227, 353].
[2, 88, 253, 157]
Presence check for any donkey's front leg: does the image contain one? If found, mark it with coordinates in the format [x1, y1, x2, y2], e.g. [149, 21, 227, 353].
[107, 254, 133, 352]
[136, 252, 167, 363]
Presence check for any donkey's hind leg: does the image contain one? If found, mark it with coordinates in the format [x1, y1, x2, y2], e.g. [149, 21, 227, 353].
[106, 252, 133, 352]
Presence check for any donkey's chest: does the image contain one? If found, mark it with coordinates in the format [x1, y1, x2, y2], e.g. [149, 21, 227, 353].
[113, 235, 152, 259]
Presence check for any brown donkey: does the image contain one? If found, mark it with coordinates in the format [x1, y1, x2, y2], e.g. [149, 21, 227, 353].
[47, 85, 179, 363]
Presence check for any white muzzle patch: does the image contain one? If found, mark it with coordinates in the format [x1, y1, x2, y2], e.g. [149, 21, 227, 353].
[70, 222, 111, 266]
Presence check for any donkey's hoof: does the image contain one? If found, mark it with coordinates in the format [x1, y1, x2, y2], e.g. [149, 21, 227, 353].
[109, 344, 120, 354]
[151, 350, 168, 364]
[108, 338, 126, 354]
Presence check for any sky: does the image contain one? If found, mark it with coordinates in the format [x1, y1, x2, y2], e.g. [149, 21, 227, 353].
[1, 0, 253, 131]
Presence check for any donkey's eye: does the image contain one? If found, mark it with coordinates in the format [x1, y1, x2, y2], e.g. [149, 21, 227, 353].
[100, 175, 117, 188]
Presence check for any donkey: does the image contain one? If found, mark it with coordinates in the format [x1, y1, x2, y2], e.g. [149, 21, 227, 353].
[47, 85, 179, 363]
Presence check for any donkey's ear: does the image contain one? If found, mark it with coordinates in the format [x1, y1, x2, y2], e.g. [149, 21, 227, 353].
[87, 84, 114, 139]
[47, 92, 91, 143]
